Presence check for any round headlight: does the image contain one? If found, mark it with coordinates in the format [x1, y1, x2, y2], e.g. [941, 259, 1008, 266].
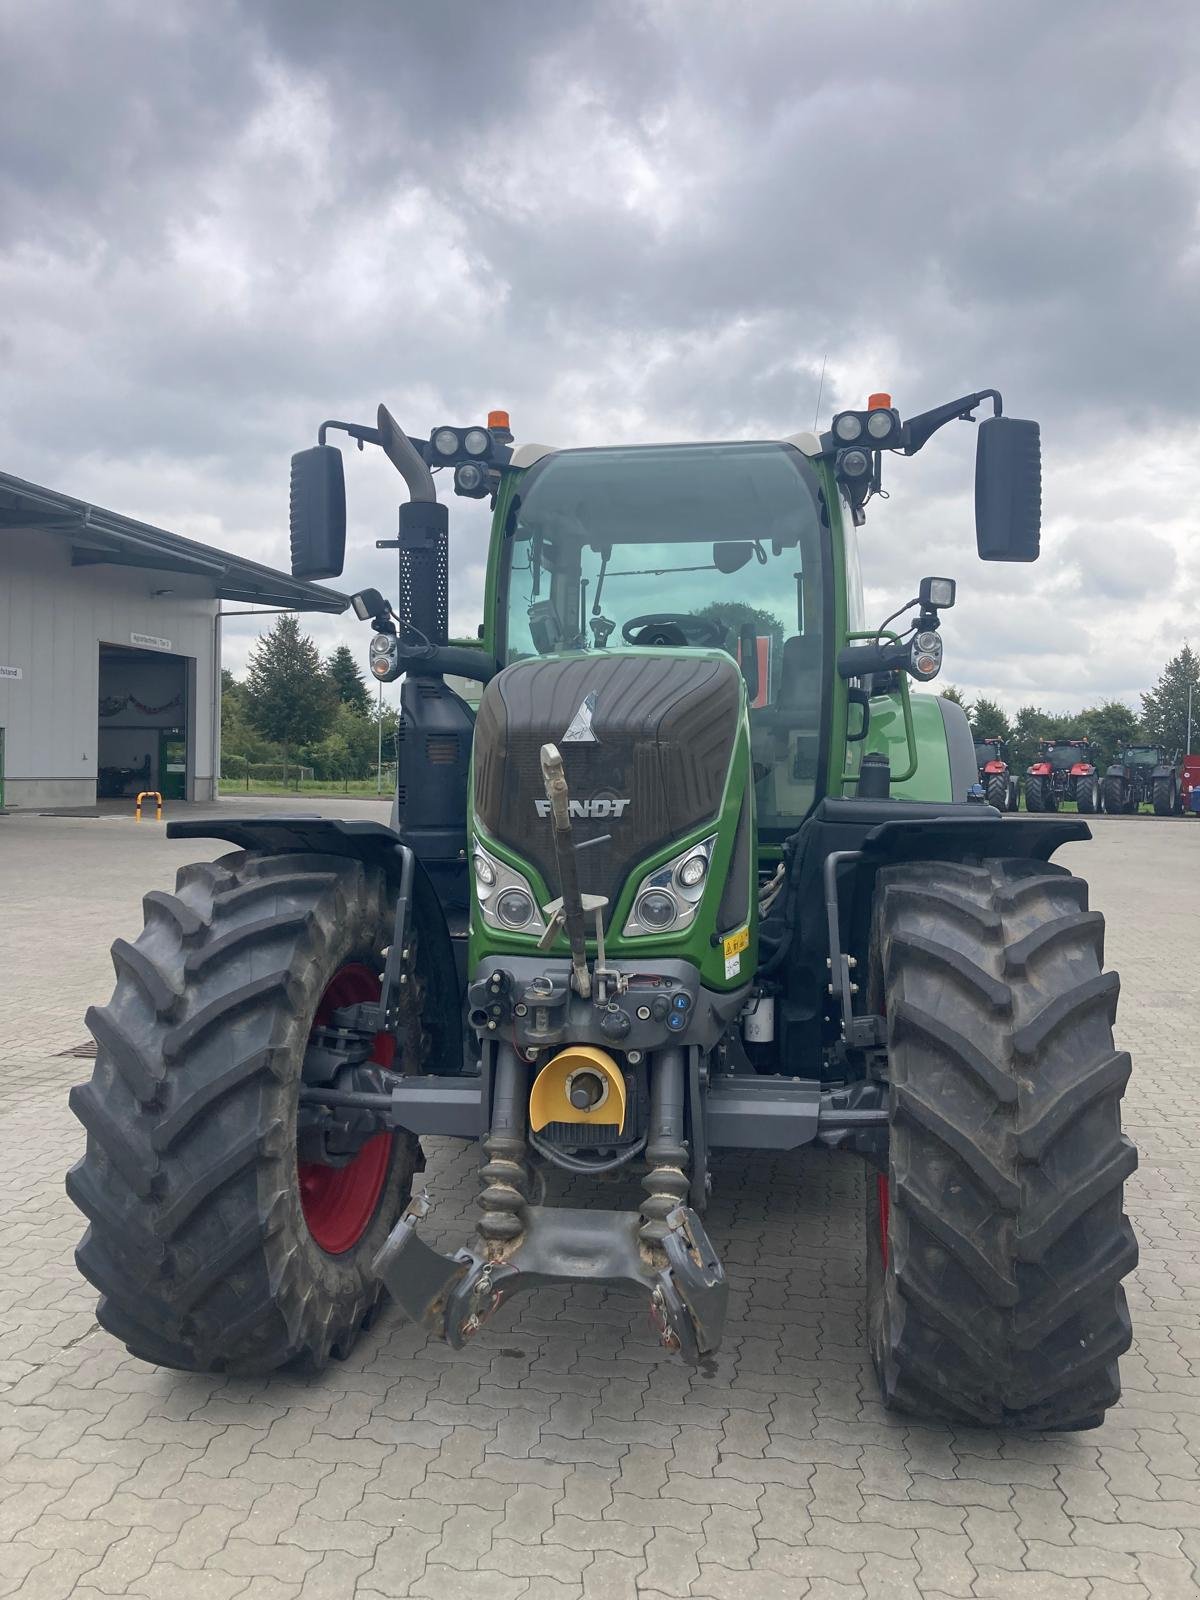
[833, 413, 863, 442]
[370, 633, 391, 654]
[370, 657, 390, 678]
[473, 853, 496, 888]
[463, 428, 490, 456]
[838, 448, 871, 478]
[676, 854, 707, 888]
[866, 409, 894, 440]
[432, 427, 460, 457]
[636, 889, 678, 929]
[455, 461, 489, 495]
[495, 887, 535, 928]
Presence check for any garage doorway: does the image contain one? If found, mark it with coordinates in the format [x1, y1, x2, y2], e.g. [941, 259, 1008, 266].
[97, 644, 190, 800]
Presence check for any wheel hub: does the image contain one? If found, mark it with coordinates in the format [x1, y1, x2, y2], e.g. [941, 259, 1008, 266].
[298, 963, 395, 1254]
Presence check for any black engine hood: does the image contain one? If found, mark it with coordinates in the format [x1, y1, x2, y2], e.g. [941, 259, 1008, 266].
[473, 651, 742, 910]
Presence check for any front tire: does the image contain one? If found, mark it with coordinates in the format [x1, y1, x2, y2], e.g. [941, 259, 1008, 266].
[985, 774, 1009, 811]
[1024, 775, 1051, 813]
[1153, 775, 1175, 816]
[68, 850, 421, 1374]
[866, 857, 1137, 1429]
[1103, 775, 1124, 815]
[1076, 776, 1099, 814]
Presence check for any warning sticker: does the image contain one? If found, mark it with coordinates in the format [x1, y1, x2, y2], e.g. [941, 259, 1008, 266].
[723, 925, 749, 979]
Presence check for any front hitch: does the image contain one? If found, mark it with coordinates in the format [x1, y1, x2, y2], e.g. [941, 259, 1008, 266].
[373, 1193, 729, 1367]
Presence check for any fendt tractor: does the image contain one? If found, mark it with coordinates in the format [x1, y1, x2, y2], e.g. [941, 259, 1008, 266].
[68, 389, 1137, 1430]
[1025, 737, 1101, 814]
[1104, 745, 1184, 816]
[974, 735, 1020, 812]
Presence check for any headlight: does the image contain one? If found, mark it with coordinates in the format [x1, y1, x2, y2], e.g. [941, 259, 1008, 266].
[676, 852, 707, 889]
[635, 890, 677, 929]
[454, 461, 490, 496]
[495, 888, 536, 929]
[473, 839, 546, 936]
[866, 408, 895, 440]
[623, 835, 716, 938]
[836, 447, 871, 479]
[473, 851, 496, 888]
[432, 427, 460, 457]
[833, 412, 863, 442]
[463, 427, 491, 456]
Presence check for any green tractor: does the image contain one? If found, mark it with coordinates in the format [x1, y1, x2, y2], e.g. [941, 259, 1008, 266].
[1104, 744, 1182, 816]
[68, 390, 1136, 1430]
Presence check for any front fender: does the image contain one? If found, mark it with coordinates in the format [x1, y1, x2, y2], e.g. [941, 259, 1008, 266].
[166, 815, 466, 1072]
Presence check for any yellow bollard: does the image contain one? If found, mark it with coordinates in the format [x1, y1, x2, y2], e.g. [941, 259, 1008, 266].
[135, 790, 164, 822]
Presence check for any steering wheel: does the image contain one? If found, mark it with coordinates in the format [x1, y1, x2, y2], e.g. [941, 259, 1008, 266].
[621, 613, 727, 647]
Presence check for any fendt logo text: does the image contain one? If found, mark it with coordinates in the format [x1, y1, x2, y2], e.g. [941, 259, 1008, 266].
[534, 798, 631, 819]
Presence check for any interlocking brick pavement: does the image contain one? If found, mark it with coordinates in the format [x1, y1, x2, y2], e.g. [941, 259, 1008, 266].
[1, 801, 1198, 1598]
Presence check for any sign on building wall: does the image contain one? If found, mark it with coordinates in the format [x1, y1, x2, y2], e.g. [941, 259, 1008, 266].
[130, 633, 172, 652]
[0, 665, 22, 681]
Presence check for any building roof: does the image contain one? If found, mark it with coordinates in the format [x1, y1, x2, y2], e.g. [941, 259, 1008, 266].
[0, 470, 348, 614]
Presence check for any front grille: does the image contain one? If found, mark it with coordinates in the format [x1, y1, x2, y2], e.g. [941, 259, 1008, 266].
[541, 1120, 626, 1148]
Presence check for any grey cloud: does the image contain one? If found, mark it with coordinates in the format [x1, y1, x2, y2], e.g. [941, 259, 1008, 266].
[2, 0, 1198, 711]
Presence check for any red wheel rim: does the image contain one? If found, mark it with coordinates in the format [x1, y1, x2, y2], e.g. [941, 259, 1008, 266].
[876, 1173, 890, 1270]
[298, 963, 396, 1254]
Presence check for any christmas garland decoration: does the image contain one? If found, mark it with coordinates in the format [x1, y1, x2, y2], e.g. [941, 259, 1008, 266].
[98, 692, 183, 718]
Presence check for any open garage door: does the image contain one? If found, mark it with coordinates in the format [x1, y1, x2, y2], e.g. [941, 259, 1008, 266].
[97, 643, 191, 801]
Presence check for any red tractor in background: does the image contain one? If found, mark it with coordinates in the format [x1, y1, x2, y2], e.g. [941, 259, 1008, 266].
[1025, 736, 1100, 813]
[974, 735, 1019, 811]
[1183, 755, 1200, 815]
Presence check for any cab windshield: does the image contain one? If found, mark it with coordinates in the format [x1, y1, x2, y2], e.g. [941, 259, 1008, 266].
[499, 441, 827, 829]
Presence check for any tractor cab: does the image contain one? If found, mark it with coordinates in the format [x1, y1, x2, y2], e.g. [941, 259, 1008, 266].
[497, 440, 827, 833]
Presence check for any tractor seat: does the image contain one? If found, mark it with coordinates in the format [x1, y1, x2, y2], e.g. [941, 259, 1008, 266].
[752, 633, 821, 730]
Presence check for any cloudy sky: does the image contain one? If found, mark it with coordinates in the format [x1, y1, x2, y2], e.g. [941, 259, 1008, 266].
[3, 0, 1198, 714]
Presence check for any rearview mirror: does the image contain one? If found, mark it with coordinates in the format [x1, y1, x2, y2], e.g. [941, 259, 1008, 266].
[289, 445, 346, 579]
[713, 541, 753, 574]
[975, 415, 1040, 562]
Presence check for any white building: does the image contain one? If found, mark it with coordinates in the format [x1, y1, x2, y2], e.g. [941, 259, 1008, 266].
[0, 470, 346, 810]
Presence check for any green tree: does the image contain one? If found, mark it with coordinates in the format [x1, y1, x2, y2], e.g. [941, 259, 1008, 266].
[939, 684, 972, 715]
[1011, 705, 1068, 772]
[1072, 700, 1141, 771]
[969, 696, 1012, 744]
[245, 614, 335, 779]
[1141, 644, 1200, 758]
[325, 644, 372, 717]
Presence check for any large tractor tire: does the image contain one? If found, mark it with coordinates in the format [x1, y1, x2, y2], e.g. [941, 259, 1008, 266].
[1024, 775, 1052, 813]
[865, 857, 1136, 1429]
[985, 774, 1009, 811]
[1102, 775, 1125, 815]
[1008, 777, 1020, 813]
[1075, 775, 1099, 814]
[1152, 775, 1176, 816]
[68, 851, 422, 1375]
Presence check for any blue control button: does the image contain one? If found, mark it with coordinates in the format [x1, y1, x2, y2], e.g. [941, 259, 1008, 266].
[672, 993, 691, 1011]
[667, 1011, 688, 1030]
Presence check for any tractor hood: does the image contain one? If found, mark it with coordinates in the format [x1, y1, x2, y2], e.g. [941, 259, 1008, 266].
[472, 651, 742, 913]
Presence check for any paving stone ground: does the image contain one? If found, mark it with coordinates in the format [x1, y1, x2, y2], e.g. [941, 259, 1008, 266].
[2, 799, 1198, 1599]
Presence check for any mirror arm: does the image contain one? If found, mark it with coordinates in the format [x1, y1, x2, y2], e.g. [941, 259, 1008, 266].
[900, 389, 1002, 456]
[317, 419, 383, 450]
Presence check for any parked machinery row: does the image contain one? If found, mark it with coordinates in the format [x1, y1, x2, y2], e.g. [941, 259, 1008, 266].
[974, 737, 1200, 815]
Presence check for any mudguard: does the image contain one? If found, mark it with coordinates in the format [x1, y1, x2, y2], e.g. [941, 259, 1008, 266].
[166, 815, 466, 1072]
